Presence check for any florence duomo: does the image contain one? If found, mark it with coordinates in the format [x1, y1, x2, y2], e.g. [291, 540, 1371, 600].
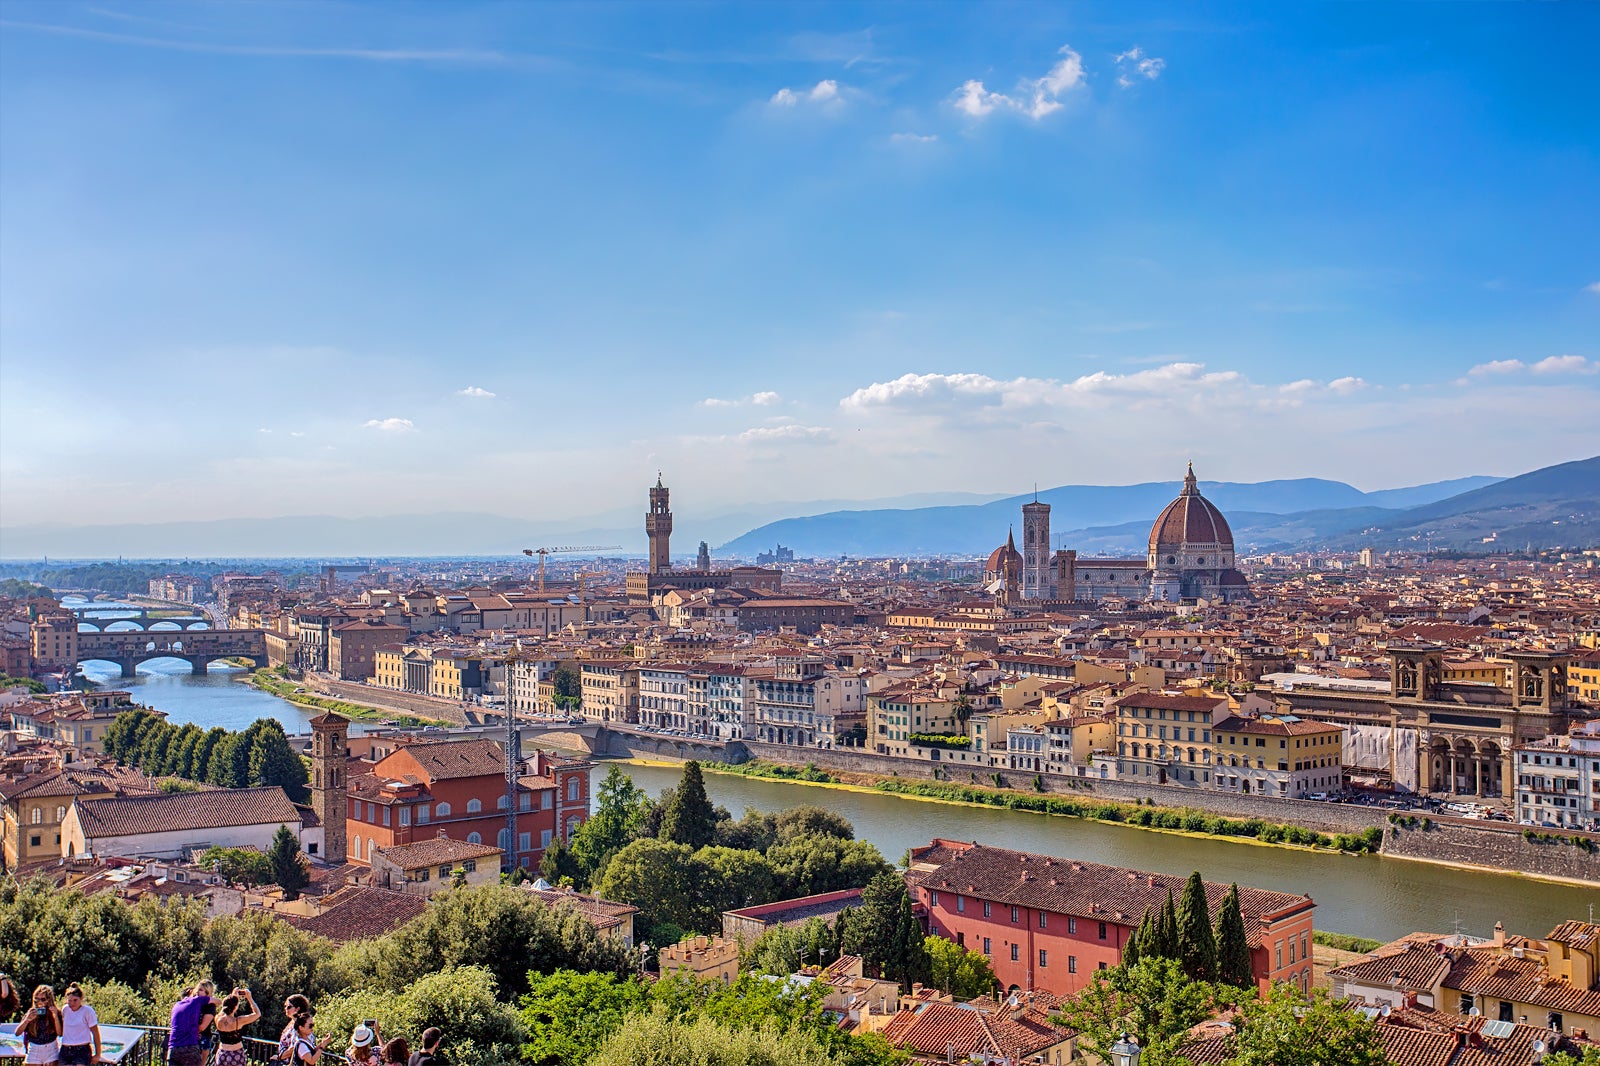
[984, 463, 1251, 605]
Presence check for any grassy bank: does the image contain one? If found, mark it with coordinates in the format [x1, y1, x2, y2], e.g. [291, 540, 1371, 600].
[246, 669, 446, 727]
[707, 759, 1383, 855]
[1313, 931, 1383, 953]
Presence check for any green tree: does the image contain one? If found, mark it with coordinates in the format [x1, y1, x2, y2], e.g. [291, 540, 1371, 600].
[0, 877, 155, 992]
[693, 846, 779, 916]
[247, 719, 310, 801]
[167, 724, 204, 778]
[1213, 883, 1254, 988]
[892, 892, 930, 990]
[552, 664, 582, 702]
[767, 835, 890, 898]
[589, 1011, 839, 1066]
[1546, 1051, 1600, 1066]
[268, 825, 310, 900]
[659, 762, 718, 851]
[594, 839, 710, 936]
[518, 969, 649, 1066]
[200, 910, 347, 1035]
[1052, 956, 1233, 1066]
[770, 806, 854, 844]
[198, 846, 273, 887]
[839, 874, 927, 989]
[205, 733, 243, 786]
[568, 766, 651, 883]
[1174, 871, 1217, 981]
[1227, 983, 1389, 1066]
[539, 839, 580, 884]
[925, 936, 996, 1000]
[314, 965, 523, 1066]
[1122, 913, 1145, 970]
[192, 728, 226, 785]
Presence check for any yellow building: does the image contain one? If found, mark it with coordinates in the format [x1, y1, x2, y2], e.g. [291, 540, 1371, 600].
[1211, 713, 1343, 798]
[581, 660, 640, 724]
[659, 935, 740, 985]
[373, 645, 407, 691]
[1568, 651, 1600, 705]
[869, 689, 962, 756]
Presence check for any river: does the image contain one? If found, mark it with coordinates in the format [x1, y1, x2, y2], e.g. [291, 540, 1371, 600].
[68, 597, 365, 736]
[616, 762, 1595, 945]
[64, 596, 1587, 943]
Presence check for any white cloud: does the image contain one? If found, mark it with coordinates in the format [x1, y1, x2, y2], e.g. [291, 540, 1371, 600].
[1584, 282, 1600, 294]
[700, 392, 782, 408]
[1327, 376, 1369, 395]
[1114, 46, 1166, 88]
[737, 424, 831, 443]
[890, 132, 938, 144]
[770, 79, 843, 108]
[1468, 355, 1595, 377]
[258, 427, 272, 434]
[457, 385, 495, 398]
[952, 46, 1086, 121]
[1531, 354, 1596, 375]
[361, 417, 415, 432]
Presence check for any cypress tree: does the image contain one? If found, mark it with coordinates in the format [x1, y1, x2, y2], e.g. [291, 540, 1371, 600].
[1214, 883, 1254, 988]
[1121, 912, 1145, 970]
[1175, 870, 1218, 980]
[1158, 889, 1179, 959]
[894, 892, 932, 990]
[659, 761, 717, 850]
[269, 824, 309, 900]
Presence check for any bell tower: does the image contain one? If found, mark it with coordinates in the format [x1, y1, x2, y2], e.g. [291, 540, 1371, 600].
[309, 711, 349, 865]
[646, 474, 674, 574]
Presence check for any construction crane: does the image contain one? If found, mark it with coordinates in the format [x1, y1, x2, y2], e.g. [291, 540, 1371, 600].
[521, 546, 621, 592]
[574, 571, 604, 605]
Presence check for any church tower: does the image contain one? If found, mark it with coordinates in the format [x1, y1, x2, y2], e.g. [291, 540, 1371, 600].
[646, 475, 674, 574]
[309, 711, 349, 865]
[1021, 493, 1052, 600]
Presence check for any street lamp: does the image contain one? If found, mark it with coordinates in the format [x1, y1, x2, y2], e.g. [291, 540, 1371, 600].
[1108, 1033, 1142, 1066]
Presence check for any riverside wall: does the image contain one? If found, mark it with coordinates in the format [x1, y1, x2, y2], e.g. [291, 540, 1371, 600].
[1381, 818, 1600, 883]
[299, 675, 472, 725]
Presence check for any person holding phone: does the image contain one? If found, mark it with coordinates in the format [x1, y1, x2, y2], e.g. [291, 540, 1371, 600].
[213, 989, 259, 1066]
[346, 1022, 380, 1066]
[20, 986, 64, 1066]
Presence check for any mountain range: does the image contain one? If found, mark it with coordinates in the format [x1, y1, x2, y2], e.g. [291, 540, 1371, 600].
[3, 460, 1594, 560]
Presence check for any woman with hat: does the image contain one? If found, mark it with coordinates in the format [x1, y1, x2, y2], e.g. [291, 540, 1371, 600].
[345, 1022, 381, 1066]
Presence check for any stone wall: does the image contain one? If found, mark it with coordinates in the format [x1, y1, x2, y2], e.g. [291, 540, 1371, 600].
[738, 741, 1387, 834]
[302, 676, 471, 725]
[1380, 818, 1600, 884]
[603, 730, 744, 765]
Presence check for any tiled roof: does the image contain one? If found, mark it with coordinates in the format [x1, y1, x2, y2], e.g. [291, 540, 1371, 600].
[281, 886, 426, 943]
[376, 837, 502, 869]
[1445, 949, 1600, 1016]
[880, 991, 1070, 1059]
[911, 843, 1312, 944]
[74, 787, 300, 838]
[386, 739, 506, 781]
[1327, 943, 1452, 992]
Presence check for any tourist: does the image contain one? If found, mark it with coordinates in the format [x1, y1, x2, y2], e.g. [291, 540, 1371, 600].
[213, 989, 260, 1066]
[380, 1037, 409, 1066]
[19, 985, 64, 1066]
[193, 981, 218, 1058]
[289, 1013, 329, 1066]
[345, 1023, 379, 1065]
[406, 1028, 443, 1066]
[58, 985, 100, 1066]
[166, 984, 212, 1066]
[272, 996, 311, 1064]
[0, 972, 19, 1023]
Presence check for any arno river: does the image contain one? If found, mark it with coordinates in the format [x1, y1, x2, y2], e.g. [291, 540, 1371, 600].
[76, 620, 1588, 945]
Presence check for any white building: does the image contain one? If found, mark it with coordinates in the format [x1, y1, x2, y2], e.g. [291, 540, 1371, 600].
[1514, 720, 1600, 830]
[62, 787, 311, 861]
[751, 656, 866, 749]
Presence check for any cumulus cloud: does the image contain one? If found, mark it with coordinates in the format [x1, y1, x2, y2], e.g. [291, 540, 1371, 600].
[952, 45, 1085, 121]
[361, 417, 415, 432]
[737, 424, 831, 443]
[770, 79, 843, 108]
[1468, 355, 1596, 377]
[700, 392, 782, 408]
[457, 386, 495, 398]
[1114, 46, 1166, 87]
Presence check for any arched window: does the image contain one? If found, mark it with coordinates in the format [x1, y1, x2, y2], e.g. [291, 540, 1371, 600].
[31, 808, 41, 825]
[497, 828, 512, 852]
[497, 795, 509, 810]
[466, 798, 482, 814]
[435, 801, 452, 817]
[466, 832, 482, 845]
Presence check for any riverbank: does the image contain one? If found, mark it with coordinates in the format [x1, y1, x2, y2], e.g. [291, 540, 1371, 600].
[245, 669, 447, 728]
[702, 758, 1382, 854]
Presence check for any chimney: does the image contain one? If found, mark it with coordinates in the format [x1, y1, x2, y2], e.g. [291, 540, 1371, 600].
[1492, 921, 1506, 949]
[437, 828, 448, 839]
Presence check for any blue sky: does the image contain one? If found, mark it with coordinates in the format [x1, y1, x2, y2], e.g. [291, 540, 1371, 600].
[1, 1, 1596, 528]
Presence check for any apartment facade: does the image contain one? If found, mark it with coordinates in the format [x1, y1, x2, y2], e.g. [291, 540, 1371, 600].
[1211, 713, 1345, 799]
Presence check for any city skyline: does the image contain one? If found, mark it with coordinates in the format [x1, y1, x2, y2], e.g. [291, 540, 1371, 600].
[2, 2, 1597, 525]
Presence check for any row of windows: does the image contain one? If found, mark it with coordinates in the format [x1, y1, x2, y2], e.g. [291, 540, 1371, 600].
[1272, 931, 1311, 970]
[932, 893, 1109, 940]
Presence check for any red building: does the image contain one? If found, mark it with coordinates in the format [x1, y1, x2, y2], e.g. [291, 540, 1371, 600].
[907, 840, 1316, 995]
[346, 739, 589, 871]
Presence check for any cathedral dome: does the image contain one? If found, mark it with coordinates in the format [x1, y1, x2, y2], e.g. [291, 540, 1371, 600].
[985, 530, 1023, 577]
[1148, 463, 1234, 554]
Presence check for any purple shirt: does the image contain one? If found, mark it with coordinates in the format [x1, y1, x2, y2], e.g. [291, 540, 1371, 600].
[168, 996, 208, 1051]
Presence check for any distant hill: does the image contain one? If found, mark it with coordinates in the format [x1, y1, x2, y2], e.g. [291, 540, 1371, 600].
[718, 475, 1503, 558]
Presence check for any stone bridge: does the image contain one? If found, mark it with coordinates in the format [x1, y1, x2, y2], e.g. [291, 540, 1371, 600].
[71, 607, 211, 631]
[75, 628, 268, 677]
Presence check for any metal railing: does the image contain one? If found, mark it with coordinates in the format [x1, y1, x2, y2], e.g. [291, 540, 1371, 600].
[111, 1028, 347, 1066]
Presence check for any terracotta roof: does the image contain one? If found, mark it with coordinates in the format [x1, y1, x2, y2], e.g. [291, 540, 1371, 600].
[880, 991, 1070, 1059]
[911, 842, 1311, 945]
[73, 787, 301, 838]
[1445, 949, 1600, 1016]
[1328, 942, 1452, 992]
[281, 886, 426, 943]
[1149, 466, 1234, 551]
[385, 739, 506, 781]
[376, 837, 502, 869]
